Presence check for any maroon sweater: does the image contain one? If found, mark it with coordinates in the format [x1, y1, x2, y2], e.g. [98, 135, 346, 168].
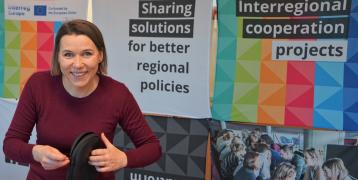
[3, 71, 161, 180]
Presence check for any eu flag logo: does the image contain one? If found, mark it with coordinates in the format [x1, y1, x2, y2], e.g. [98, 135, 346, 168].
[34, 5, 46, 16]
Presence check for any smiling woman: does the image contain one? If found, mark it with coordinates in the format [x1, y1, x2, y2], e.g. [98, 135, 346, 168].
[3, 19, 162, 180]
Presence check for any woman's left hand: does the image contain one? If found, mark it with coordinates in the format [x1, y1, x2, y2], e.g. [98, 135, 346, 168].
[88, 132, 128, 172]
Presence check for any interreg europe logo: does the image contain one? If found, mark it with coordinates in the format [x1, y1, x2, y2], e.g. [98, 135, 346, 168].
[34, 5, 47, 16]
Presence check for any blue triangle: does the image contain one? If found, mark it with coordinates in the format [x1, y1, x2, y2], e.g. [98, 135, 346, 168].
[348, 14, 358, 38]
[315, 63, 342, 86]
[313, 110, 340, 130]
[344, 64, 358, 88]
[347, 37, 358, 62]
[316, 88, 343, 110]
[344, 112, 358, 131]
[343, 88, 358, 110]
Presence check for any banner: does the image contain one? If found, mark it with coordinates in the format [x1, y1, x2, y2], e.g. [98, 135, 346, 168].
[1, 0, 88, 98]
[114, 116, 209, 180]
[209, 121, 358, 180]
[0, 98, 35, 179]
[93, 0, 212, 118]
[212, 0, 358, 131]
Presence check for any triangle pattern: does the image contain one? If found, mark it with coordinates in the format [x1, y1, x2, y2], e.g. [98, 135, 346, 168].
[217, 37, 236, 60]
[236, 61, 260, 83]
[313, 109, 343, 130]
[166, 153, 188, 175]
[286, 85, 313, 108]
[315, 87, 343, 110]
[218, 15, 237, 37]
[189, 120, 209, 136]
[5, 31, 20, 49]
[258, 105, 285, 125]
[213, 82, 234, 104]
[215, 60, 236, 82]
[188, 135, 208, 154]
[343, 88, 358, 111]
[260, 61, 287, 84]
[21, 21, 37, 32]
[285, 107, 312, 127]
[315, 63, 343, 87]
[174, 118, 191, 134]
[20, 68, 36, 85]
[231, 104, 257, 123]
[259, 84, 286, 106]
[147, 154, 166, 172]
[146, 116, 167, 132]
[21, 50, 37, 68]
[187, 156, 206, 177]
[344, 112, 358, 131]
[5, 20, 20, 31]
[37, 33, 54, 51]
[166, 134, 188, 152]
[37, 21, 54, 33]
[287, 62, 315, 85]
[21, 32, 37, 50]
[3, 84, 19, 98]
[344, 63, 358, 88]
[4, 49, 20, 66]
[261, 39, 273, 61]
[37, 51, 52, 70]
[233, 83, 259, 104]
[237, 39, 262, 60]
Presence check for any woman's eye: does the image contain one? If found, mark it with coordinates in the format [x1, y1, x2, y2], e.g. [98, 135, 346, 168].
[83, 51, 93, 57]
[63, 52, 74, 58]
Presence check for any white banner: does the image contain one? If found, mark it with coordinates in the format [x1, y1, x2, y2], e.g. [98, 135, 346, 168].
[93, 0, 212, 118]
[0, 98, 36, 179]
[5, 0, 88, 21]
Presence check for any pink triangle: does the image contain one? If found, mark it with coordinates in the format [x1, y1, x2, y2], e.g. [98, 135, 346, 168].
[37, 33, 54, 51]
[287, 62, 315, 85]
[286, 85, 314, 107]
[37, 21, 54, 33]
[285, 107, 313, 127]
[37, 51, 52, 70]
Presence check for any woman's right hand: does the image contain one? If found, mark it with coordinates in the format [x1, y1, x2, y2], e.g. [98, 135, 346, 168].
[32, 145, 70, 170]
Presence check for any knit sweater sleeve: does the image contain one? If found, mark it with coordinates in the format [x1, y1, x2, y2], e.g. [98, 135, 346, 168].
[3, 74, 38, 164]
[119, 86, 162, 168]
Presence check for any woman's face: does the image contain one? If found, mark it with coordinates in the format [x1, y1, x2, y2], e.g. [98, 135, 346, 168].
[58, 34, 103, 95]
[304, 152, 314, 166]
[285, 171, 296, 180]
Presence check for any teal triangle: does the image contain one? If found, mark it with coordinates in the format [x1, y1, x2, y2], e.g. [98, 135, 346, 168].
[217, 37, 236, 60]
[315, 63, 343, 86]
[213, 82, 234, 104]
[212, 104, 233, 121]
[219, 0, 236, 15]
[218, 15, 237, 37]
[215, 60, 236, 82]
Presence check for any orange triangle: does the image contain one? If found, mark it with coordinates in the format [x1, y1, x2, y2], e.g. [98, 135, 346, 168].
[21, 50, 36, 68]
[20, 68, 36, 85]
[260, 62, 287, 84]
[261, 40, 272, 61]
[260, 84, 286, 106]
[258, 105, 285, 125]
[21, 21, 37, 32]
[21, 33, 37, 50]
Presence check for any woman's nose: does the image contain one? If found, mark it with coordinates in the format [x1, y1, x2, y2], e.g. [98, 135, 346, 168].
[73, 56, 84, 67]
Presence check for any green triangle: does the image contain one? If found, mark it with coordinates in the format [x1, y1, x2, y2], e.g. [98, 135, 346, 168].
[5, 20, 20, 31]
[236, 61, 260, 82]
[237, 18, 243, 38]
[4, 67, 19, 83]
[237, 39, 262, 61]
[3, 84, 19, 98]
[231, 104, 257, 123]
[6, 33, 20, 49]
[233, 83, 259, 104]
[4, 50, 20, 66]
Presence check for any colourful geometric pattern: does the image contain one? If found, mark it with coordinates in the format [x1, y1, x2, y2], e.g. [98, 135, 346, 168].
[213, 0, 358, 131]
[1, 20, 61, 98]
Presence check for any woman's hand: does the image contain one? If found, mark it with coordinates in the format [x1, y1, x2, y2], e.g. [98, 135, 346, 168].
[88, 133, 128, 172]
[32, 145, 70, 170]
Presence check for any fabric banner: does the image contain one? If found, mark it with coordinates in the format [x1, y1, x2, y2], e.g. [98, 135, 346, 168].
[114, 116, 209, 180]
[93, 0, 212, 118]
[1, 0, 88, 98]
[209, 121, 358, 180]
[212, 0, 358, 131]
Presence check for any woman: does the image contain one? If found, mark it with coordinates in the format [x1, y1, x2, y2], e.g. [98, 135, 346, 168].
[3, 19, 162, 180]
[303, 148, 325, 180]
[272, 162, 297, 180]
[322, 158, 354, 180]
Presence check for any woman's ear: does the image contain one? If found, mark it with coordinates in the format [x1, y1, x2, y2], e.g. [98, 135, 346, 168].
[98, 51, 104, 63]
